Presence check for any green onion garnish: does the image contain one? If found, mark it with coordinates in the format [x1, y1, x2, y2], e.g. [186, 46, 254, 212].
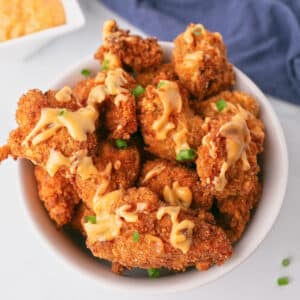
[133, 231, 139, 242]
[176, 148, 197, 161]
[115, 139, 128, 149]
[85, 215, 97, 224]
[102, 59, 109, 71]
[157, 80, 166, 89]
[147, 268, 160, 278]
[193, 24, 204, 36]
[282, 258, 290, 267]
[81, 69, 91, 77]
[132, 85, 145, 97]
[216, 99, 227, 112]
[58, 109, 66, 116]
[277, 277, 289, 286]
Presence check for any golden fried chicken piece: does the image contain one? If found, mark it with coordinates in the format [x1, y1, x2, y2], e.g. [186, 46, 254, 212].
[34, 166, 81, 227]
[85, 187, 232, 272]
[173, 23, 235, 100]
[138, 80, 204, 161]
[73, 69, 137, 140]
[95, 20, 163, 72]
[138, 159, 212, 210]
[74, 140, 140, 210]
[214, 186, 261, 243]
[196, 94, 264, 242]
[135, 63, 177, 87]
[5, 89, 97, 168]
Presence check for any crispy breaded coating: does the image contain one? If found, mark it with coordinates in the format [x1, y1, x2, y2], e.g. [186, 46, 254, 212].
[138, 159, 212, 210]
[95, 20, 163, 72]
[7, 89, 97, 167]
[173, 23, 235, 100]
[192, 90, 260, 118]
[70, 202, 93, 235]
[86, 187, 232, 272]
[196, 95, 264, 242]
[73, 70, 137, 139]
[34, 166, 81, 227]
[74, 140, 140, 210]
[138, 80, 204, 161]
[135, 63, 177, 87]
[0, 145, 10, 163]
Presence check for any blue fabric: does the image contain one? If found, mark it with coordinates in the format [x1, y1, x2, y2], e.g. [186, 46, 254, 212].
[101, 0, 300, 105]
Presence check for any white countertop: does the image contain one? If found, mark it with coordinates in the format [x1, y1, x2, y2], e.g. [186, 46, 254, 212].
[0, 1, 299, 299]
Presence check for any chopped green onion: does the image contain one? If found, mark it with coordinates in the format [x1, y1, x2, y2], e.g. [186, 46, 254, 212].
[85, 215, 97, 224]
[282, 258, 290, 267]
[133, 231, 139, 242]
[176, 148, 197, 161]
[115, 139, 128, 149]
[193, 24, 204, 36]
[102, 59, 109, 71]
[132, 85, 145, 97]
[58, 109, 66, 116]
[277, 277, 289, 286]
[216, 99, 227, 112]
[147, 268, 160, 278]
[157, 80, 166, 89]
[81, 69, 91, 77]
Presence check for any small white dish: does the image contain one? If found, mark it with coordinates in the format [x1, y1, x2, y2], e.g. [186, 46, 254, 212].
[18, 42, 288, 294]
[0, 0, 85, 60]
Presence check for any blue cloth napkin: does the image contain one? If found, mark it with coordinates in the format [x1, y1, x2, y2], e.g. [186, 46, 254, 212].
[101, 0, 300, 105]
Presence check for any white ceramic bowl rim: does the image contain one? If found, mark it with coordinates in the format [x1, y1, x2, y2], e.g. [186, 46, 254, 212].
[18, 41, 288, 294]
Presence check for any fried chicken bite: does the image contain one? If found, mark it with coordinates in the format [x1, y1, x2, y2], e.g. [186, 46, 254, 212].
[138, 80, 204, 161]
[73, 69, 137, 140]
[196, 96, 264, 242]
[173, 23, 235, 100]
[95, 20, 163, 72]
[138, 159, 212, 210]
[85, 187, 232, 272]
[34, 166, 81, 227]
[74, 140, 140, 210]
[5, 88, 98, 168]
[135, 63, 177, 87]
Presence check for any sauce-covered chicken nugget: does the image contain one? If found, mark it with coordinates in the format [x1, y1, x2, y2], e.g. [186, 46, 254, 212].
[138, 80, 204, 161]
[5, 88, 98, 168]
[196, 94, 264, 242]
[74, 140, 140, 210]
[84, 187, 232, 272]
[95, 20, 163, 72]
[35, 166, 80, 227]
[139, 159, 212, 210]
[173, 23, 235, 100]
[73, 69, 138, 140]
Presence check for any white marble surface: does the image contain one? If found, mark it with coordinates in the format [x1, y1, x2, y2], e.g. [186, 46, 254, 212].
[0, 1, 299, 299]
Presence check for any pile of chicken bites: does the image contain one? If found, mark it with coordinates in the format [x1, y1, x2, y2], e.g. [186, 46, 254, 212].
[0, 20, 265, 275]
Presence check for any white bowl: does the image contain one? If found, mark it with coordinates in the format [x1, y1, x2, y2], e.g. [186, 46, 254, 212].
[18, 42, 288, 294]
[0, 0, 85, 60]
